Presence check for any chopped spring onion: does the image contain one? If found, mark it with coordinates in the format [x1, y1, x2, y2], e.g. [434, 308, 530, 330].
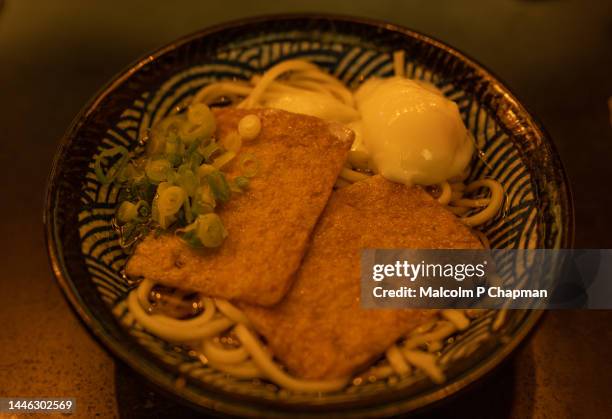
[116, 201, 139, 224]
[198, 185, 217, 210]
[206, 171, 231, 203]
[176, 165, 198, 196]
[192, 199, 215, 216]
[181, 103, 215, 143]
[157, 209, 176, 230]
[180, 121, 215, 144]
[129, 178, 156, 202]
[185, 139, 204, 169]
[136, 201, 150, 218]
[157, 114, 184, 133]
[185, 136, 202, 155]
[111, 106, 244, 250]
[221, 131, 242, 152]
[164, 135, 182, 156]
[181, 229, 202, 248]
[166, 154, 182, 167]
[116, 200, 150, 225]
[200, 141, 222, 161]
[115, 162, 139, 184]
[183, 194, 194, 224]
[177, 220, 201, 247]
[157, 185, 186, 217]
[234, 176, 250, 190]
[187, 103, 215, 126]
[156, 181, 172, 196]
[145, 159, 172, 182]
[196, 213, 227, 248]
[197, 163, 216, 179]
[187, 153, 204, 172]
[148, 115, 184, 156]
[238, 114, 261, 140]
[212, 151, 236, 169]
[239, 153, 260, 178]
[94, 146, 129, 185]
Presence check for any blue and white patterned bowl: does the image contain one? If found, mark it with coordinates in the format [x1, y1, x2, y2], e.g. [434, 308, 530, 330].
[45, 15, 573, 417]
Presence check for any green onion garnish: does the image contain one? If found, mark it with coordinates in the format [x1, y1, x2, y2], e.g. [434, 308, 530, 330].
[166, 153, 182, 167]
[185, 139, 204, 170]
[130, 179, 156, 202]
[198, 184, 217, 210]
[183, 195, 193, 224]
[234, 176, 250, 190]
[181, 229, 203, 248]
[212, 151, 236, 169]
[191, 199, 214, 216]
[239, 153, 260, 178]
[196, 213, 227, 248]
[221, 131, 242, 153]
[116, 201, 138, 224]
[145, 159, 172, 182]
[206, 171, 231, 203]
[157, 185, 186, 218]
[181, 113, 216, 143]
[187, 103, 215, 127]
[136, 201, 151, 218]
[148, 114, 183, 156]
[164, 136, 182, 157]
[200, 141, 222, 162]
[182, 103, 216, 143]
[115, 162, 138, 184]
[185, 136, 201, 155]
[111, 107, 249, 252]
[176, 165, 198, 196]
[197, 163, 216, 180]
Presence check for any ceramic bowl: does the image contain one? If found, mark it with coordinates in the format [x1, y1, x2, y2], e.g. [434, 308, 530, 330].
[45, 14, 573, 417]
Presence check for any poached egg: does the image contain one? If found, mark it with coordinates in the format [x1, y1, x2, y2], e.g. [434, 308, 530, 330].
[354, 77, 473, 185]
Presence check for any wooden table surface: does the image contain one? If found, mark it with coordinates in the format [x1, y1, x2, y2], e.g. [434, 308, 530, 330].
[1, 1, 611, 417]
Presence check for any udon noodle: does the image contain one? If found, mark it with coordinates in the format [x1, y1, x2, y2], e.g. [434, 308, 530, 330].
[120, 52, 506, 393]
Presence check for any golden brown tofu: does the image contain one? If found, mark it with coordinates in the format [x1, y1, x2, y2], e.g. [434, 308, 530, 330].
[241, 175, 483, 380]
[126, 108, 353, 306]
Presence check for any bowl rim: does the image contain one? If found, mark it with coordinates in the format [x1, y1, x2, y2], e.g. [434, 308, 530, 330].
[43, 12, 574, 417]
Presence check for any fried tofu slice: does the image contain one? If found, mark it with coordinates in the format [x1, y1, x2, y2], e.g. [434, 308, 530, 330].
[126, 108, 353, 306]
[241, 175, 483, 380]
